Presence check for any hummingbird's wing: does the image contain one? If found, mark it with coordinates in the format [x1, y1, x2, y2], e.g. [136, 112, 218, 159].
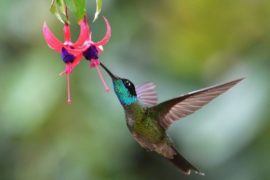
[151, 78, 243, 129]
[135, 82, 158, 106]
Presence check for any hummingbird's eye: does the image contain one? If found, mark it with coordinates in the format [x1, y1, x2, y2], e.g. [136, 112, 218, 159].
[122, 79, 137, 96]
[125, 80, 131, 87]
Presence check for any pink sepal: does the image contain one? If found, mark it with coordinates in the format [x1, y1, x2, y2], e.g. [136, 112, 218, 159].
[64, 24, 71, 42]
[94, 17, 111, 46]
[73, 17, 90, 47]
[42, 22, 63, 52]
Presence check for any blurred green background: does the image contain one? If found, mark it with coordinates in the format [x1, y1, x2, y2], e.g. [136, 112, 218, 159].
[0, 0, 270, 180]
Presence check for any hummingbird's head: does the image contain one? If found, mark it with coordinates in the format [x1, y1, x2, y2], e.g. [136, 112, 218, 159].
[100, 63, 138, 106]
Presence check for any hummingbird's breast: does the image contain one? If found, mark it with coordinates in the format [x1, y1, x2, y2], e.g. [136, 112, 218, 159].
[124, 103, 143, 129]
[124, 103, 166, 144]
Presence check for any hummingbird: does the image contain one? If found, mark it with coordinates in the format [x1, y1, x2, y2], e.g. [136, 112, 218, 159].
[100, 62, 243, 176]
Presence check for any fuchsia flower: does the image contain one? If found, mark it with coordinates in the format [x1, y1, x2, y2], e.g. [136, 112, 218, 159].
[43, 16, 111, 104]
[43, 18, 89, 104]
[80, 16, 111, 92]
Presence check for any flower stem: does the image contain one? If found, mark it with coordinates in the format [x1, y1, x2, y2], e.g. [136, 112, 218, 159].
[95, 65, 110, 92]
[65, 5, 69, 21]
[67, 73, 72, 104]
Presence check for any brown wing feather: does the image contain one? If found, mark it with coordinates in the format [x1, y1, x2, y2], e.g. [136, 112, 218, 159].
[152, 78, 243, 129]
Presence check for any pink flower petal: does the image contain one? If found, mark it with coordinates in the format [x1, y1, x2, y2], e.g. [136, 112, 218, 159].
[42, 22, 63, 52]
[65, 63, 73, 74]
[71, 54, 83, 69]
[94, 16, 111, 46]
[73, 17, 90, 47]
[59, 54, 83, 76]
[96, 45, 104, 53]
[90, 59, 100, 68]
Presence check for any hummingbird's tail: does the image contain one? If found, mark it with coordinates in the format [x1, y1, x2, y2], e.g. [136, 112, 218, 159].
[168, 147, 205, 176]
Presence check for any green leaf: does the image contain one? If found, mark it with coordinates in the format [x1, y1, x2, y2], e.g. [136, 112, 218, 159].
[50, 0, 68, 24]
[74, 0, 86, 21]
[50, 0, 65, 23]
[64, 0, 86, 22]
[64, 0, 76, 16]
[56, 0, 66, 16]
[56, 0, 66, 15]
[93, 0, 102, 22]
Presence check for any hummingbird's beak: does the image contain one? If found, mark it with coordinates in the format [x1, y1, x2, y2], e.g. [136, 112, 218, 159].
[100, 62, 119, 80]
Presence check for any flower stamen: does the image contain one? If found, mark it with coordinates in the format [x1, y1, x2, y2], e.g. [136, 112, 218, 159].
[67, 73, 72, 104]
[95, 64, 110, 92]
